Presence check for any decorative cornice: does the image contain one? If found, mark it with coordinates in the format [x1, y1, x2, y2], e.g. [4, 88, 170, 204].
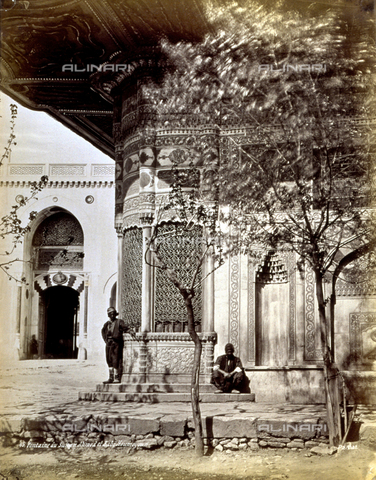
[132, 332, 217, 343]
[0, 181, 114, 188]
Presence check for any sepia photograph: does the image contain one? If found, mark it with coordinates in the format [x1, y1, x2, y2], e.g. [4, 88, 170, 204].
[0, 0, 375, 479]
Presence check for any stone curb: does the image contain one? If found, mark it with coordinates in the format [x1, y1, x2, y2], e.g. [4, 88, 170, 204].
[0, 412, 331, 451]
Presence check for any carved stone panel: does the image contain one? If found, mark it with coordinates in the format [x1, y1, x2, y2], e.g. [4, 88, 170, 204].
[123, 333, 216, 375]
[350, 312, 376, 365]
[229, 252, 240, 353]
[248, 251, 296, 366]
[304, 266, 322, 361]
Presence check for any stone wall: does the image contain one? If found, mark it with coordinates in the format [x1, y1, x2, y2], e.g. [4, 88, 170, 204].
[0, 413, 329, 452]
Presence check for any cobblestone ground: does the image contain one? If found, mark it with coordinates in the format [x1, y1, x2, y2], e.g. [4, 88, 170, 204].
[0, 360, 375, 480]
[0, 360, 108, 416]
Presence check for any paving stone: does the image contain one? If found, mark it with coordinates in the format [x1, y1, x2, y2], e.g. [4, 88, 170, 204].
[310, 445, 337, 455]
[0, 417, 22, 433]
[127, 416, 160, 435]
[211, 417, 258, 438]
[268, 441, 286, 448]
[23, 430, 43, 439]
[304, 441, 319, 449]
[215, 444, 224, 451]
[359, 424, 376, 450]
[256, 419, 328, 440]
[21, 416, 46, 431]
[113, 435, 131, 442]
[269, 437, 291, 443]
[160, 415, 186, 437]
[220, 439, 231, 445]
[134, 438, 158, 449]
[164, 441, 177, 448]
[154, 435, 164, 446]
[287, 441, 304, 449]
[227, 444, 239, 450]
[249, 442, 260, 451]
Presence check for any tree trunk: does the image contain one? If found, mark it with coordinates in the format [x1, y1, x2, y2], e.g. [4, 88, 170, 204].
[184, 292, 204, 456]
[314, 270, 341, 446]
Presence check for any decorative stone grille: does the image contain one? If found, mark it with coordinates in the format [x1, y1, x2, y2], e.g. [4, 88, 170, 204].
[33, 213, 84, 246]
[336, 255, 376, 296]
[50, 165, 85, 176]
[256, 252, 288, 284]
[122, 227, 142, 328]
[92, 165, 115, 176]
[35, 249, 84, 270]
[154, 224, 202, 332]
[9, 165, 44, 175]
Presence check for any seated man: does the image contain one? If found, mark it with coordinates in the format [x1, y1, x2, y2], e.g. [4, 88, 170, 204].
[211, 343, 245, 393]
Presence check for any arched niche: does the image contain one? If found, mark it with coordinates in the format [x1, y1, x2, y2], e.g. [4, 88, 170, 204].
[32, 209, 84, 272]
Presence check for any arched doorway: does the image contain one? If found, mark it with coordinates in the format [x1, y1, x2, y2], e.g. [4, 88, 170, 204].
[31, 208, 85, 359]
[41, 286, 79, 359]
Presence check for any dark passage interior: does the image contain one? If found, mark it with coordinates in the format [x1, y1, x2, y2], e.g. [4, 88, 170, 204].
[42, 286, 79, 359]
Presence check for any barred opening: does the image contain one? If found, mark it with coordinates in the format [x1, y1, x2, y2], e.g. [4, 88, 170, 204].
[122, 227, 143, 329]
[154, 223, 202, 332]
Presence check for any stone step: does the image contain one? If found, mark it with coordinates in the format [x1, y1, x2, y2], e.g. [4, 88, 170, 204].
[96, 383, 219, 393]
[79, 391, 256, 403]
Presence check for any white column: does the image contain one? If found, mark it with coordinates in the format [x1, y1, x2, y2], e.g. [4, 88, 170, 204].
[203, 250, 215, 332]
[141, 222, 153, 333]
[116, 229, 123, 314]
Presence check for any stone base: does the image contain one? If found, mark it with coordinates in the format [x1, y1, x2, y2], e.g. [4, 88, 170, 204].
[120, 373, 201, 385]
[342, 371, 376, 404]
[97, 383, 218, 393]
[1, 405, 332, 450]
[122, 333, 217, 384]
[245, 368, 325, 403]
[78, 391, 256, 402]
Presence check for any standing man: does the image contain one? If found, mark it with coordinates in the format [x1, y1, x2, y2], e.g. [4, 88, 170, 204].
[101, 307, 134, 384]
[30, 335, 39, 359]
[211, 343, 245, 393]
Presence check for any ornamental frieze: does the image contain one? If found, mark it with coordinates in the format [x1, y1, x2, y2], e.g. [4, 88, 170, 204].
[121, 112, 138, 133]
[123, 197, 140, 212]
[139, 192, 155, 208]
[122, 214, 140, 229]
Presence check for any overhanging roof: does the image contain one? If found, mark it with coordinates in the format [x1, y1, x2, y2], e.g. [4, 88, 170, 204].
[0, 0, 214, 158]
[0, 0, 372, 158]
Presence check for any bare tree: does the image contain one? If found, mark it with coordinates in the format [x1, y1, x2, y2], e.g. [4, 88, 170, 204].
[0, 102, 48, 282]
[145, 165, 225, 456]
